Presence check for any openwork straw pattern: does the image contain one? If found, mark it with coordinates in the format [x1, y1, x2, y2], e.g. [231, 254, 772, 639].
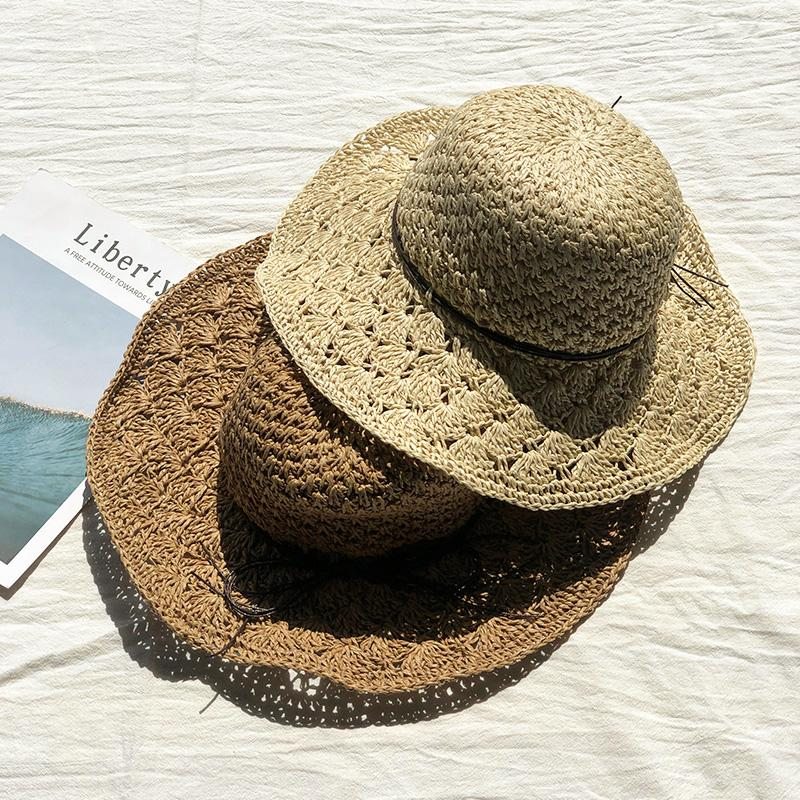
[219, 328, 479, 557]
[258, 86, 755, 511]
[395, 86, 684, 354]
[86, 237, 647, 693]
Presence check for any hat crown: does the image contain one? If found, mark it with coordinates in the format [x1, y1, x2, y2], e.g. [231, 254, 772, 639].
[394, 85, 685, 353]
[219, 335, 479, 558]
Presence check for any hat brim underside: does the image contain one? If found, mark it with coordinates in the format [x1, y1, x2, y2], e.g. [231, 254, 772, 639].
[257, 107, 756, 511]
[87, 236, 647, 694]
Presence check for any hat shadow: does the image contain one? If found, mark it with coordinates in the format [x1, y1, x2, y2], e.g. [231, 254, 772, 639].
[212, 463, 639, 644]
[81, 464, 700, 728]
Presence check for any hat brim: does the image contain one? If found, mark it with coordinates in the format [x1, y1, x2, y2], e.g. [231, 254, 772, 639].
[87, 236, 647, 693]
[257, 107, 755, 511]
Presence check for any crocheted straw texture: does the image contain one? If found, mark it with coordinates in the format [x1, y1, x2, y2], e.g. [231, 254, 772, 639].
[219, 331, 479, 557]
[257, 84, 755, 512]
[86, 235, 647, 693]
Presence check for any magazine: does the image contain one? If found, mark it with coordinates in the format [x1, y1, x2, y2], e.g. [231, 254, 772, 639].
[0, 171, 194, 588]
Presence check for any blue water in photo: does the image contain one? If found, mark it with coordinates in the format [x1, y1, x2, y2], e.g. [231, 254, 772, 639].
[0, 398, 90, 563]
[0, 234, 138, 567]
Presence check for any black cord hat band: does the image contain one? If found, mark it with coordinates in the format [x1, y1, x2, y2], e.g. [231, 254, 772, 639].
[390, 203, 644, 363]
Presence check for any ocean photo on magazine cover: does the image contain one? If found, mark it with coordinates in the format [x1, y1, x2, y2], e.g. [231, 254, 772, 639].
[0, 234, 137, 565]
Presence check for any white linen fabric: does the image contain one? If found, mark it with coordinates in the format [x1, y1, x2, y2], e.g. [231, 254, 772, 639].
[1, 2, 797, 798]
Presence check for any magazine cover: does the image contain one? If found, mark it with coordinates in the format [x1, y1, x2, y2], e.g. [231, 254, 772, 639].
[0, 171, 194, 588]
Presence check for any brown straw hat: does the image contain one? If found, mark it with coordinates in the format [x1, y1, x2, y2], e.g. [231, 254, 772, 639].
[87, 235, 649, 693]
[257, 84, 755, 511]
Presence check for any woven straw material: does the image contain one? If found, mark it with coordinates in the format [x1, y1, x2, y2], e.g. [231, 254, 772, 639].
[395, 85, 684, 353]
[219, 329, 479, 557]
[257, 84, 755, 511]
[86, 236, 647, 693]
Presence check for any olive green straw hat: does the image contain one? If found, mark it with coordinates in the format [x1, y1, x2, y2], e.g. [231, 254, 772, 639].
[258, 84, 754, 510]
